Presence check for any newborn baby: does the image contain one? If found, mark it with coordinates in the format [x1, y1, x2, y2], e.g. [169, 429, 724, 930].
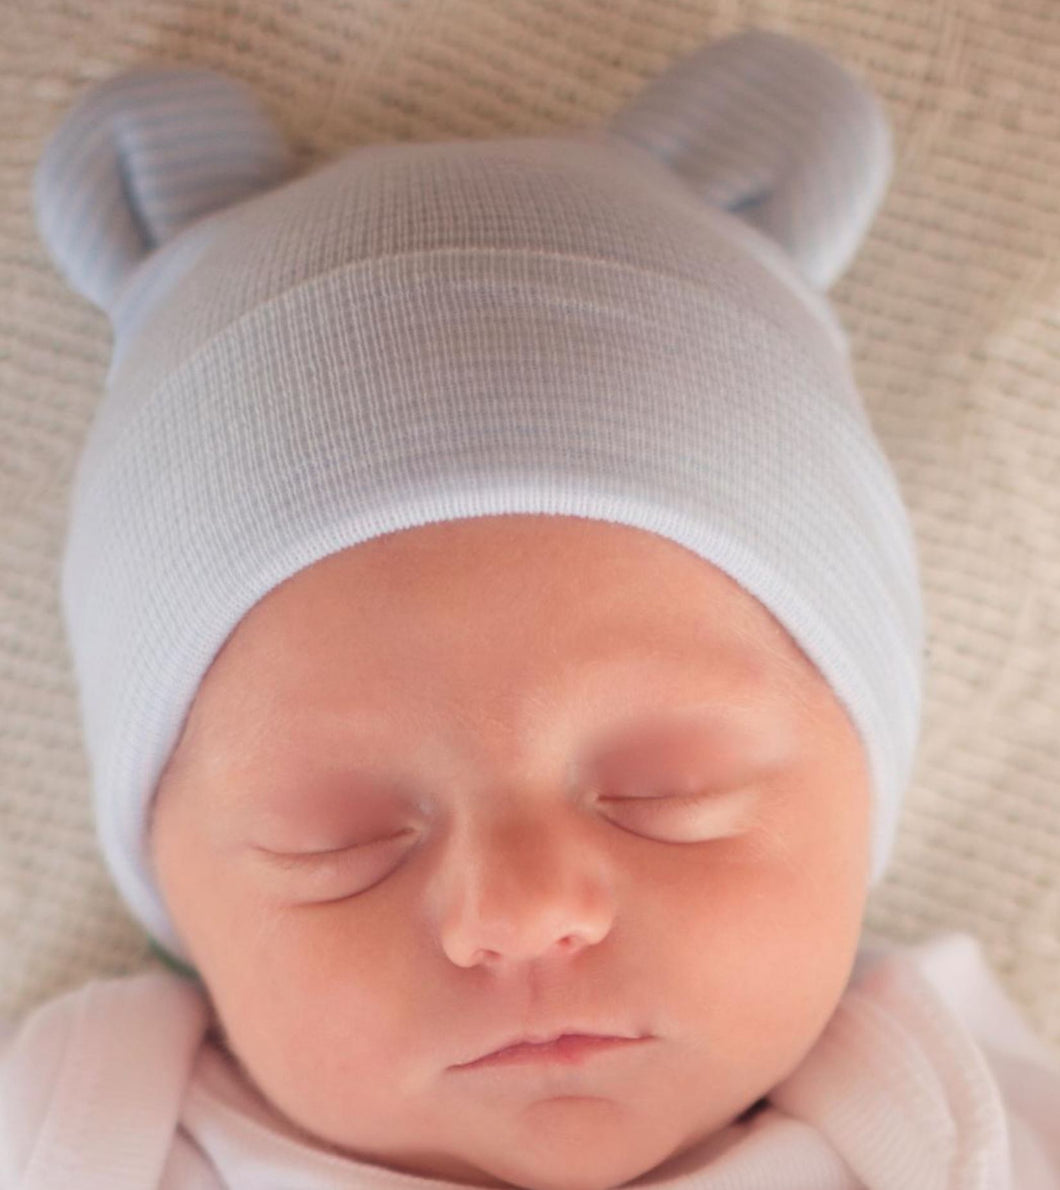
[148, 513, 871, 1188]
[6, 24, 1060, 1190]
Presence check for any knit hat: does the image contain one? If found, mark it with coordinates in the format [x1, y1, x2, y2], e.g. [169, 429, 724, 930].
[33, 28, 924, 969]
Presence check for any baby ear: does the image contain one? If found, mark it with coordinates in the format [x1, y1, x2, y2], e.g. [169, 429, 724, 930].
[33, 66, 297, 313]
[605, 29, 892, 291]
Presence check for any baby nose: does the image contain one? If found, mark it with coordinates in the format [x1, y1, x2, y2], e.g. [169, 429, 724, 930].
[437, 808, 615, 968]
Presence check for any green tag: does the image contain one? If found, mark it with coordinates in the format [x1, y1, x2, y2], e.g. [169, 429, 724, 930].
[149, 937, 202, 983]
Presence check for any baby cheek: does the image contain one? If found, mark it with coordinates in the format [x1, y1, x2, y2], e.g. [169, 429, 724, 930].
[660, 822, 866, 1089]
[207, 894, 435, 1111]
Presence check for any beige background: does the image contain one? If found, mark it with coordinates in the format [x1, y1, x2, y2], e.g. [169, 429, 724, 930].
[1, 0, 1058, 1055]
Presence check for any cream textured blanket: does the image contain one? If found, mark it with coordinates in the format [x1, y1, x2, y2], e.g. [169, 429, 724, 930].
[1, 0, 1058, 1056]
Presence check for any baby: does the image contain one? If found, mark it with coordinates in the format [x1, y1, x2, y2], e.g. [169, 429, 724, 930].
[5, 25, 1060, 1190]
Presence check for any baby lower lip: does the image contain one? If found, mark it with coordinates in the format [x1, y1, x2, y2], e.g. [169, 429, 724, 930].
[457, 1035, 645, 1069]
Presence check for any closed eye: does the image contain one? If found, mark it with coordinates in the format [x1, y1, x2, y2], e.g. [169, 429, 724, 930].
[598, 786, 751, 810]
[599, 787, 760, 841]
[254, 828, 416, 869]
[599, 789, 722, 805]
[252, 787, 760, 891]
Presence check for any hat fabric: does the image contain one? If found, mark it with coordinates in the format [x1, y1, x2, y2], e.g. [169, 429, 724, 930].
[33, 28, 924, 966]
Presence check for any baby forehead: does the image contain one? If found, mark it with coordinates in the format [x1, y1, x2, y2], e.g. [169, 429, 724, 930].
[209, 616, 813, 776]
[220, 583, 806, 717]
[179, 516, 823, 766]
[236, 515, 805, 662]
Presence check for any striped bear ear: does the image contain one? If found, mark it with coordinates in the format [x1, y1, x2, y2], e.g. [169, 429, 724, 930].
[605, 28, 893, 291]
[33, 66, 297, 314]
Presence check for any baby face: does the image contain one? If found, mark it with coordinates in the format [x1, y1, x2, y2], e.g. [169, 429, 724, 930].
[149, 513, 871, 1190]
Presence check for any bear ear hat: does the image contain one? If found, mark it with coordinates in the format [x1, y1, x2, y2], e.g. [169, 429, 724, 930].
[32, 66, 297, 314]
[33, 29, 890, 316]
[604, 28, 893, 292]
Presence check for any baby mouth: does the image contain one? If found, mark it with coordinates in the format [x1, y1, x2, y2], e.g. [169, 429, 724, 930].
[453, 1034, 651, 1070]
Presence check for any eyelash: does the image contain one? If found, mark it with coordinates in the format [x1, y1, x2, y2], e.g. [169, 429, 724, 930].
[259, 828, 417, 869]
[600, 790, 713, 807]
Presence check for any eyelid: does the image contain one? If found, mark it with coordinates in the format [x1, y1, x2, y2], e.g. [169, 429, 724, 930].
[599, 785, 760, 818]
[254, 829, 415, 866]
[602, 786, 761, 836]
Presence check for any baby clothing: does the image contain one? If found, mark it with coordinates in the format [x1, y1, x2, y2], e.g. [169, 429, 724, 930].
[32, 27, 922, 968]
[2, 932, 1059, 1188]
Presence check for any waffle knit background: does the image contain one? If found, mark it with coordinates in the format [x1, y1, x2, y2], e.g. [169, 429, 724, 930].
[1, 0, 1058, 1054]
